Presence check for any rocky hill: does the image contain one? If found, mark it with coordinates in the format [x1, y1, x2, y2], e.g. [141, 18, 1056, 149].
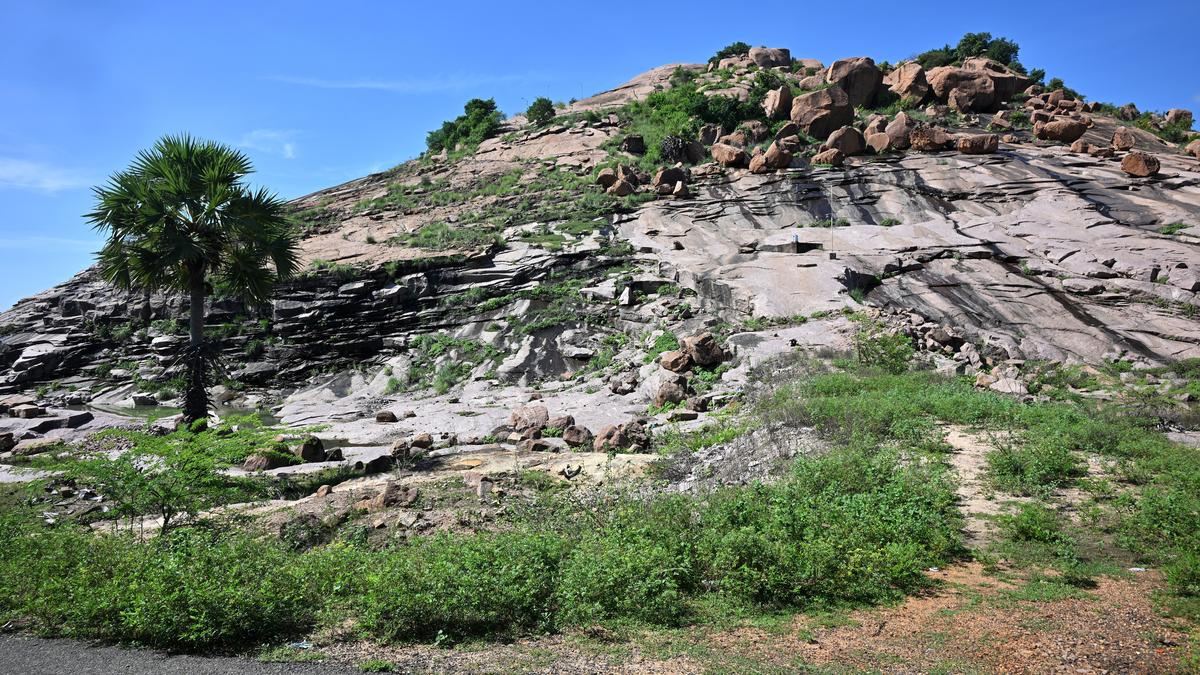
[1, 43, 1198, 440]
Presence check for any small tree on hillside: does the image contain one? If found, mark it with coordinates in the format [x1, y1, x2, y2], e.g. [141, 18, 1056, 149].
[526, 97, 556, 126]
[88, 135, 299, 423]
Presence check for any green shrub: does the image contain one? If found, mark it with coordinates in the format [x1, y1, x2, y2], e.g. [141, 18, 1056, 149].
[526, 97, 556, 127]
[986, 436, 1084, 495]
[426, 98, 503, 155]
[708, 41, 751, 66]
[851, 318, 914, 374]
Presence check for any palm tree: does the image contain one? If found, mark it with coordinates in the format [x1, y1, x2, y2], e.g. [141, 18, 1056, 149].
[88, 134, 299, 423]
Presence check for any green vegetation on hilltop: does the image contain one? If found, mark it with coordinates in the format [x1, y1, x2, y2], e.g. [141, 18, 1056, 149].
[426, 98, 503, 156]
[914, 32, 1039, 80]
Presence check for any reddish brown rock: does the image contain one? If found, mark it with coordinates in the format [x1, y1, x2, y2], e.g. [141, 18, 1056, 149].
[790, 86, 854, 140]
[884, 111, 915, 150]
[1034, 118, 1087, 143]
[659, 349, 691, 372]
[909, 124, 953, 152]
[825, 126, 865, 156]
[811, 148, 844, 166]
[956, 134, 999, 154]
[1121, 151, 1160, 177]
[884, 62, 929, 103]
[825, 56, 883, 108]
[509, 403, 549, 432]
[763, 140, 792, 169]
[606, 179, 634, 196]
[652, 166, 686, 187]
[748, 153, 769, 174]
[866, 132, 892, 154]
[563, 425, 593, 448]
[1186, 139, 1200, 159]
[1111, 126, 1136, 151]
[681, 332, 726, 366]
[926, 67, 996, 112]
[710, 143, 748, 168]
[748, 47, 791, 69]
[1165, 108, 1194, 128]
[762, 85, 793, 120]
[595, 168, 618, 188]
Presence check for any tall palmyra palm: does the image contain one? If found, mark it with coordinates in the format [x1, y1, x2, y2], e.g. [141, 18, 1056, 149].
[88, 134, 299, 422]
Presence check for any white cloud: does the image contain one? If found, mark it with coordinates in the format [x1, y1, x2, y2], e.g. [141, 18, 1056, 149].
[235, 129, 299, 160]
[0, 158, 92, 192]
[270, 72, 548, 94]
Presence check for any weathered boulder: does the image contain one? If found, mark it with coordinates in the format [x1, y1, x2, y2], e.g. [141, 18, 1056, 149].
[749, 47, 791, 69]
[866, 132, 891, 154]
[825, 126, 865, 156]
[375, 410, 398, 423]
[927, 67, 995, 112]
[681, 332, 726, 366]
[763, 140, 792, 169]
[1121, 151, 1160, 177]
[825, 56, 882, 108]
[1034, 118, 1087, 143]
[563, 425, 593, 448]
[790, 87, 853, 140]
[546, 415, 575, 432]
[606, 179, 634, 196]
[509, 403, 549, 432]
[710, 143, 747, 168]
[1187, 139, 1200, 159]
[908, 124, 953, 152]
[699, 123, 724, 145]
[294, 435, 326, 463]
[961, 57, 1026, 101]
[653, 377, 687, 408]
[812, 148, 844, 166]
[659, 349, 691, 372]
[355, 482, 418, 512]
[955, 133, 999, 154]
[593, 424, 627, 452]
[1111, 126, 1136, 151]
[1165, 109, 1193, 128]
[884, 111, 915, 150]
[762, 85, 793, 120]
[884, 62, 930, 103]
[0, 432, 14, 453]
[620, 134, 645, 155]
[595, 169, 618, 188]
[653, 166, 687, 187]
[244, 451, 294, 472]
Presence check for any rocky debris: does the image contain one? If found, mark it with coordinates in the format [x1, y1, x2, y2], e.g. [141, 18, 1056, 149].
[790, 87, 853, 139]
[355, 482, 419, 512]
[762, 85, 793, 120]
[749, 47, 790, 69]
[884, 62, 930, 103]
[955, 134, 999, 154]
[1121, 151, 1160, 177]
[825, 126, 865, 156]
[908, 124, 953, 152]
[1111, 126, 1136, 151]
[710, 143, 747, 168]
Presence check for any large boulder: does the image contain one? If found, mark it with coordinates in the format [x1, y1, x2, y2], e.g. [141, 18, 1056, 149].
[884, 111, 916, 150]
[710, 143, 748, 168]
[1165, 109, 1194, 128]
[812, 148, 844, 166]
[908, 124, 954, 152]
[926, 67, 996, 112]
[955, 133, 999, 154]
[763, 140, 793, 169]
[294, 435, 327, 463]
[749, 47, 791, 69]
[961, 57, 1027, 101]
[509, 403, 549, 432]
[659, 350, 692, 373]
[1186, 139, 1200, 159]
[1121, 151, 1160, 177]
[563, 425, 594, 448]
[244, 451, 294, 472]
[762, 85, 793, 120]
[681, 332, 726, 366]
[825, 57, 883, 108]
[825, 126, 865, 156]
[883, 62, 930, 103]
[653, 376, 687, 408]
[1111, 126, 1136, 151]
[653, 166, 687, 187]
[1034, 118, 1087, 143]
[790, 87, 854, 140]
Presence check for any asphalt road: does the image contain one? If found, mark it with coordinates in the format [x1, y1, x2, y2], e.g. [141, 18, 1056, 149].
[0, 635, 360, 675]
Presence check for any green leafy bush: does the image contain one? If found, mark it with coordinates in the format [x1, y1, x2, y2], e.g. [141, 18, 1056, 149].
[426, 98, 503, 155]
[526, 97, 556, 127]
[708, 41, 750, 66]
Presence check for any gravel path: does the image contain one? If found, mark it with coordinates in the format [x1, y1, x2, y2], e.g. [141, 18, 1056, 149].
[0, 635, 358, 675]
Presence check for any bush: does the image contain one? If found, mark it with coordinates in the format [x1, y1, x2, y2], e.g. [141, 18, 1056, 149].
[987, 435, 1084, 495]
[426, 98, 503, 155]
[852, 318, 914, 374]
[526, 97, 556, 127]
[708, 41, 750, 66]
[914, 33, 1028, 76]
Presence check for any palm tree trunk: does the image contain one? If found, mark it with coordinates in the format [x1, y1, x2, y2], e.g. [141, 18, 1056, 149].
[183, 271, 209, 424]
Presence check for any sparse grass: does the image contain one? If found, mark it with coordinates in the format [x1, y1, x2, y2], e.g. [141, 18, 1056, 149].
[1160, 222, 1190, 236]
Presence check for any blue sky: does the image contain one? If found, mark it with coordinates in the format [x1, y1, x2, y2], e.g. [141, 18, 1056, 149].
[2, 1, 1198, 310]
